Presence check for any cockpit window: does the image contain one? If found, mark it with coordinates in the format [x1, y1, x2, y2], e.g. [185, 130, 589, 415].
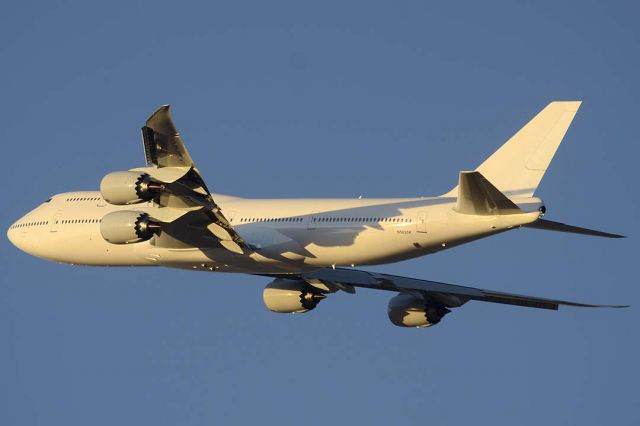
[44, 198, 52, 203]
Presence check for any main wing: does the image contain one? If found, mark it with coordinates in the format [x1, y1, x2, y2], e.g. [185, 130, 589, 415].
[299, 267, 627, 310]
[139, 105, 250, 254]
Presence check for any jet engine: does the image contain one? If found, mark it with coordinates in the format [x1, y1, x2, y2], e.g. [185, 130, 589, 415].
[387, 293, 451, 327]
[263, 279, 327, 313]
[100, 211, 162, 244]
[100, 171, 164, 205]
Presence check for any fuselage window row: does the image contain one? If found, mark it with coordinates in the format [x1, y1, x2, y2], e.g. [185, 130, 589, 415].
[11, 219, 105, 229]
[239, 217, 303, 223]
[65, 197, 103, 202]
[12, 221, 49, 228]
[238, 217, 411, 223]
[11, 221, 49, 229]
[60, 219, 102, 224]
[13, 217, 410, 228]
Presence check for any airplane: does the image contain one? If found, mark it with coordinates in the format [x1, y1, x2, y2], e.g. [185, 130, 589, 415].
[6, 101, 627, 328]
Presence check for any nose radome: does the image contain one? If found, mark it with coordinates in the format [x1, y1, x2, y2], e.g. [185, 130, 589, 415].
[7, 210, 36, 254]
[7, 220, 28, 254]
[7, 217, 26, 251]
[6, 223, 16, 246]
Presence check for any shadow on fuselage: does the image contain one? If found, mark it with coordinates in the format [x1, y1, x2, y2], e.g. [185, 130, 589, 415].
[157, 197, 454, 267]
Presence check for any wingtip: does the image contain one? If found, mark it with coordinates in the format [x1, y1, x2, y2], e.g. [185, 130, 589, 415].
[604, 232, 626, 239]
[561, 302, 630, 309]
[549, 100, 582, 111]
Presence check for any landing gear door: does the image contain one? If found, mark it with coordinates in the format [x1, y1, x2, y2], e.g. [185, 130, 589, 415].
[416, 212, 427, 233]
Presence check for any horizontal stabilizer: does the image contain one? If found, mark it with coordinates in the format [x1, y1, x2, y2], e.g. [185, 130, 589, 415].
[525, 219, 625, 238]
[455, 171, 522, 215]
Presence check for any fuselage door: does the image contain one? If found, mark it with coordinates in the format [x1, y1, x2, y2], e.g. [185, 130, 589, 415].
[416, 212, 427, 233]
[306, 215, 317, 230]
[50, 211, 61, 232]
[227, 211, 238, 225]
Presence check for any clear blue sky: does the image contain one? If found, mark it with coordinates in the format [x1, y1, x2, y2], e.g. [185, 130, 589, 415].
[1, 1, 638, 424]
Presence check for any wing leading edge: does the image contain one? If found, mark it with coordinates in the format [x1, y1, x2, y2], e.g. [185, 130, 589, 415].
[298, 268, 628, 310]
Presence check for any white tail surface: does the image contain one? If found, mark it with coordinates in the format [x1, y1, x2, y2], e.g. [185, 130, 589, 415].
[455, 171, 522, 215]
[444, 101, 582, 198]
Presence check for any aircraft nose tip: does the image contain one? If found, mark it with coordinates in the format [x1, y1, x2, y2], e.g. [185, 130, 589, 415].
[7, 216, 30, 253]
[7, 223, 16, 246]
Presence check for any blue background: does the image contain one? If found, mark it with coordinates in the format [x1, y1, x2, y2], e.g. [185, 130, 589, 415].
[1, 1, 638, 424]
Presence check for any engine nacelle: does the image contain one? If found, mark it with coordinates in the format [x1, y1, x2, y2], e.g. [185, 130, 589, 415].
[387, 293, 451, 328]
[100, 211, 161, 244]
[100, 171, 163, 205]
[263, 279, 326, 313]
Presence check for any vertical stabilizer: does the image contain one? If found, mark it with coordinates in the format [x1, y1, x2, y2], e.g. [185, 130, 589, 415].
[444, 101, 581, 198]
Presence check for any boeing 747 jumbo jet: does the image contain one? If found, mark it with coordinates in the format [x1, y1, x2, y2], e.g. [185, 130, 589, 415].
[7, 102, 627, 327]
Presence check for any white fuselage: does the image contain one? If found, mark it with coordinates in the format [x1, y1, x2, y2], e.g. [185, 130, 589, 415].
[7, 191, 542, 274]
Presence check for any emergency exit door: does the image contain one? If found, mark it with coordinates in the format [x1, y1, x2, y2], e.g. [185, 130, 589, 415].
[416, 212, 427, 233]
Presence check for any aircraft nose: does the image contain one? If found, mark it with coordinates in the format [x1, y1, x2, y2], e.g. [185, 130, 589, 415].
[7, 223, 16, 246]
[7, 200, 57, 259]
[7, 217, 26, 252]
[7, 210, 37, 254]
[7, 219, 24, 250]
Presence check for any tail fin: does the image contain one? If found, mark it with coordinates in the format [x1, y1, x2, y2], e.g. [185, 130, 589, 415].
[444, 101, 582, 198]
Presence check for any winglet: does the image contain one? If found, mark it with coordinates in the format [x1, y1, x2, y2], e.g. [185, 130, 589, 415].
[455, 171, 522, 215]
[141, 105, 195, 168]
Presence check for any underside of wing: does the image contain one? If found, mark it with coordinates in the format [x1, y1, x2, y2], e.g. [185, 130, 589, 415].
[284, 266, 627, 327]
[300, 267, 627, 310]
[258, 267, 626, 328]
